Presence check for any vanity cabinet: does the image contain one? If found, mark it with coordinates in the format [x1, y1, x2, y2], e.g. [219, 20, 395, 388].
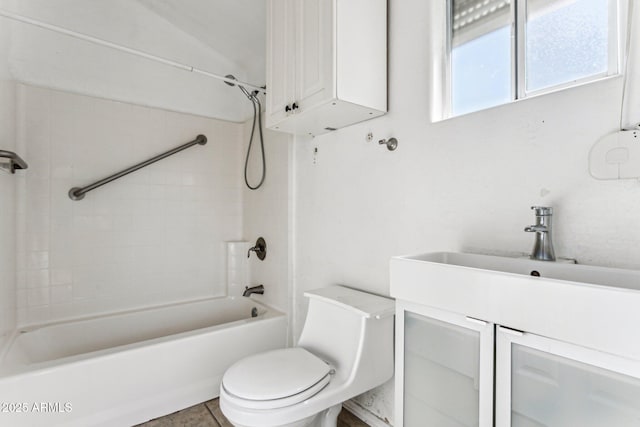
[396, 300, 640, 427]
[390, 251, 640, 427]
[265, 0, 387, 136]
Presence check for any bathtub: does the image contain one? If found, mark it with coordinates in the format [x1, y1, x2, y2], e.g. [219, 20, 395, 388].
[0, 296, 286, 427]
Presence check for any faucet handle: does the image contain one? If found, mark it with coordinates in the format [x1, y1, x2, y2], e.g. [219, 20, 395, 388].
[531, 206, 553, 216]
[246, 237, 267, 260]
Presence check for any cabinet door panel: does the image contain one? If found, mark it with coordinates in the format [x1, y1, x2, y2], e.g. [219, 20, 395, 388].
[266, 0, 295, 127]
[296, 0, 333, 110]
[497, 328, 640, 427]
[401, 306, 493, 427]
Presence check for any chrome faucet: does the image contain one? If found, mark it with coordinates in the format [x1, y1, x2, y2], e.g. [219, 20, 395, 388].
[243, 284, 264, 297]
[524, 206, 556, 261]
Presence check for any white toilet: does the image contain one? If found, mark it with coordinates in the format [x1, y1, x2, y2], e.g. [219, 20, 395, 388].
[219, 285, 395, 427]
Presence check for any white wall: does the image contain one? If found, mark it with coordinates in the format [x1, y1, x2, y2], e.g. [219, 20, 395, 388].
[15, 84, 244, 325]
[0, 0, 253, 122]
[292, 1, 638, 423]
[0, 10, 16, 350]
[241, 115, 293, 322]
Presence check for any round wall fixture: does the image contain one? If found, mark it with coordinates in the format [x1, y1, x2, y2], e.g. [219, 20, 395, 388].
[379, 137, 398, 151]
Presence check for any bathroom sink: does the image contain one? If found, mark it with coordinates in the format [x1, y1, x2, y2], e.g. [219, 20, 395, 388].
[390, 252, 640, 360]
[399, 252, 640, 291]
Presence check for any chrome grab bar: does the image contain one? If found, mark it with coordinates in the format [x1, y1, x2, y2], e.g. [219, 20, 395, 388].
[68, 134, 207, 200]
[0, 149, 28, 174]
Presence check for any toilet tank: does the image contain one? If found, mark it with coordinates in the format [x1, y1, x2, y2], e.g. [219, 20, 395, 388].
[297, 286, 395, 388]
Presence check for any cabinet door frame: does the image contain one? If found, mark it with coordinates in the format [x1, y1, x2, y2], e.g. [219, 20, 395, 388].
[396, 300, 495, 427]
[265, 0, 296, 128]
[294, 0, 334, 112]
[496, 326, 640, 427]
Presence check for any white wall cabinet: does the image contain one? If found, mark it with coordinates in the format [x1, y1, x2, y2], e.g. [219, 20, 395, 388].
[266, 0, 387, 136]
[396, 300, 640, 427]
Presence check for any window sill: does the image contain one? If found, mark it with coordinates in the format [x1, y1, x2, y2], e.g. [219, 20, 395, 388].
[432, 74, 621, 125]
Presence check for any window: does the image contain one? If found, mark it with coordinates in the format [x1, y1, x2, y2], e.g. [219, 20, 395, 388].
[448, 0, 618, 117]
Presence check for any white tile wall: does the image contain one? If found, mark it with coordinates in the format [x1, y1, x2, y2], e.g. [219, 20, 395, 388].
[0, 19, 17, 350]
[0, 78, 17, 349]
[242, 120, 292, 322]
[226, 241, 250, 297]
[15, 84, 244, 325]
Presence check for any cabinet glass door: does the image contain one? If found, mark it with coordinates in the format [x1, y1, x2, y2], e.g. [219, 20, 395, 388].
[496, 327, 640, 427]
[400, 304, 494, 427]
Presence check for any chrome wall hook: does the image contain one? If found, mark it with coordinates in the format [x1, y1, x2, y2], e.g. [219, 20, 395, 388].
[378, 137, 398, 151]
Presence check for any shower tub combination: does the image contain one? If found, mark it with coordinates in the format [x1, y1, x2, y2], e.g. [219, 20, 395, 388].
[0, 297, 286, 427]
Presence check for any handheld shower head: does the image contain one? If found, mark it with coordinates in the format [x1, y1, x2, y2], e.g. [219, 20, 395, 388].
[225, 74, 255, 100]
[225, 74, 266, 190]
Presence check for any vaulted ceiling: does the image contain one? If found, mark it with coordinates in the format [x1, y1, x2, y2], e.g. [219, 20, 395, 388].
[137, 0, 266, 84]
[1, 0, 268, 121]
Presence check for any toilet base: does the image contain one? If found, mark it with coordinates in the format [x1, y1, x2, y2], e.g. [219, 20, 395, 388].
[222, 403, 342, 427]
[281, 403, 342, 427]
[317, 403, 342, 427]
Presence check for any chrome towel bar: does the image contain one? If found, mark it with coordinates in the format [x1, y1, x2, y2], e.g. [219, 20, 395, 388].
[0, 149, 28, 174]
[69, 134, 207, 201]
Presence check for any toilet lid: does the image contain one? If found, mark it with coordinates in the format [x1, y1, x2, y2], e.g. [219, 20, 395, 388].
[222, 347, 332, 401]
[222, 372, 331, 410]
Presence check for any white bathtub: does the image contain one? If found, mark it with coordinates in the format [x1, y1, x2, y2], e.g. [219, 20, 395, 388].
[0, 297, 286, 427]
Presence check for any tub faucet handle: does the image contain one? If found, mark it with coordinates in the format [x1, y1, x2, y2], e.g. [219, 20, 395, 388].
[247, 237, 267, 260]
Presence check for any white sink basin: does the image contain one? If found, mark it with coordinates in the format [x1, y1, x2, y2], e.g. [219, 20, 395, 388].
[390, 252, 640, 360]
[402, 252, 640, 291]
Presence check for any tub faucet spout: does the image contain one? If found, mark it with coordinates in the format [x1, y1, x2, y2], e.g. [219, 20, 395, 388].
[524, 206, 556, 261]
[243, 284, 264, 297]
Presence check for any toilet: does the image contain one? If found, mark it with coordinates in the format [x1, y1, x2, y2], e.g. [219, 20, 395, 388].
[219, 285, 395, 427]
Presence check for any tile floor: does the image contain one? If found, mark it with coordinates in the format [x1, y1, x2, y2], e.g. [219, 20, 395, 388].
[137, 398, 369, 427]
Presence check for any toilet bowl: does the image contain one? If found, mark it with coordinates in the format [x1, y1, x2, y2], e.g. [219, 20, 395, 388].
[219, 285, 395, 427]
